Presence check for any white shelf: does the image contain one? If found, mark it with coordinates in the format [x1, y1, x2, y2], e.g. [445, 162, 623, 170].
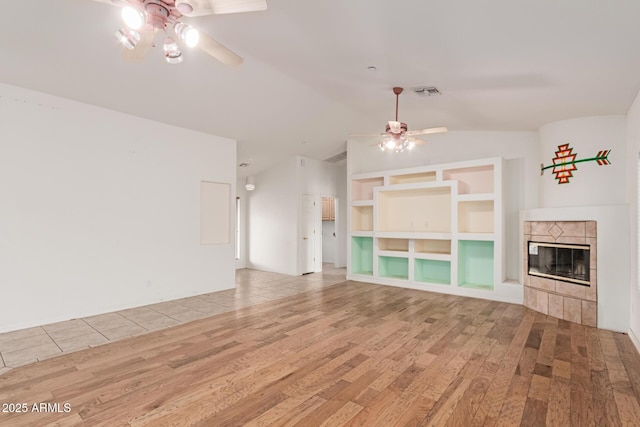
[456, 232, 496, 241]
[349, 156, 503, 301]
[378, 250, 410, 257]
[351, 231, 374, 237]
[375, 231, 453, 240]
[457, 193, 495, 202]
[413, 252, 452, 262]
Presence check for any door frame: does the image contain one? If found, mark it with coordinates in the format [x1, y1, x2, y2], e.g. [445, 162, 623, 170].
[300, 193, 315, 274]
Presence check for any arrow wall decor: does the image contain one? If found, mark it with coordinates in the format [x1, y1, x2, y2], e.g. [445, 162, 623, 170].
[540, 143, 611, 184]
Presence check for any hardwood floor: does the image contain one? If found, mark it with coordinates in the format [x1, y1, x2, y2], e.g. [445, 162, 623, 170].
[1, 280, 639, 426]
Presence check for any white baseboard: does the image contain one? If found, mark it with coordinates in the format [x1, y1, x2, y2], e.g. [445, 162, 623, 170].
[629, 328, 640, 355]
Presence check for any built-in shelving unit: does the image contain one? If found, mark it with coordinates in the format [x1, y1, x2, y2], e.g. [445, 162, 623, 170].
[348, 157, 510, 302]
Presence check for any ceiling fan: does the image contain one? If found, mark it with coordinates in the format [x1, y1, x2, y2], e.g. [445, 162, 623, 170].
[95, 0, 267, 65]
[360, 87, 447, 152]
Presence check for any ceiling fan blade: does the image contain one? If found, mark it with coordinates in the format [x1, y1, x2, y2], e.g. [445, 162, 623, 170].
[407, 136, 427, 146]
[405, 127, 448, 136]
[198, 32, 243, 66]
[178, 0, 267, 17]
[122, 26, 156, 63]
[92, 0, 129, 6]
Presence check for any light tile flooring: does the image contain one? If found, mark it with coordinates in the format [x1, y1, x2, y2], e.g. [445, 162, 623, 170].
[0, 265, 346, 376]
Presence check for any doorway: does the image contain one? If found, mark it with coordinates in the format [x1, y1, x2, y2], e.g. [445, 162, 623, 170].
[321, 196, 337, 268]
[301, 194, 315, 274]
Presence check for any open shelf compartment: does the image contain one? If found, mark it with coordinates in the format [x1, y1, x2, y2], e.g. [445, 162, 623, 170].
[414, 239, 451, 255]
[458, 200, 494, 233]
[351, 236, 373, 275]
[378, 238, 409, 252]
[352, 177, 384, 201]
[377, 187, 452, 233]
[379, 256, 409, 280]
[443, 165, 494, 194]
[389, 171, 436, 185]
[351, 205, 373, 231]
[415, 259, 451, 285]
[458, 240, 494, 290]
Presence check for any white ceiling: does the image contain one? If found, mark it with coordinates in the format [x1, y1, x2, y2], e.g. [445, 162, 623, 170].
[3, 0, 640, 177]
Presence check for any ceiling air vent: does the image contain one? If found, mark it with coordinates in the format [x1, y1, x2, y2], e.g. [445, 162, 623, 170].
[411, 86, 441, 96]
[324, 151, 347, 163]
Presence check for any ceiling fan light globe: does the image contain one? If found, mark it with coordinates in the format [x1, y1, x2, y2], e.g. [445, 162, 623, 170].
[384, 140, 395, 150]
[184, 27, 199, 47]
[175, 23, 199, 48]
[175, 0, 194, 15]
[121, 6, 145, 30]
[163, 38, 183, 64]
[165, 52, 184, 64]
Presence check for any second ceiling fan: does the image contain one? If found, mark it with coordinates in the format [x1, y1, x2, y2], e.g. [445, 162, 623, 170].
[374, 87, 447, 152]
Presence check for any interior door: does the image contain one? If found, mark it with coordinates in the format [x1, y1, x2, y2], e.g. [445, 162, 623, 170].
[301, 194, 315, 274]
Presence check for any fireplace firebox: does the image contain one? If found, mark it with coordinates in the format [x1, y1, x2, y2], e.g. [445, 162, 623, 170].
[528, 241, 590, 286]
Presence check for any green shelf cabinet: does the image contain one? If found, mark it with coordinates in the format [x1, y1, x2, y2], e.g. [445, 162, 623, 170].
[458, 240, 494, 289]
[415, 259, 451, 285]
[379, 256, 409, 280]
[351, 236, 374, 275]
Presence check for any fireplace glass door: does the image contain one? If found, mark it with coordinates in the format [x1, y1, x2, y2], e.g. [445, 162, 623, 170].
[528, 242, 590, 286]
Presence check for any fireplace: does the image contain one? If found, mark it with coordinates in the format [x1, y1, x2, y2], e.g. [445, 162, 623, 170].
[523, 221, 597, 327]
[527, 242, 590, 286]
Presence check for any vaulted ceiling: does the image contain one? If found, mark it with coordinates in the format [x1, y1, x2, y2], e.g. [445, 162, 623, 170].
[3, 1, 640, 176]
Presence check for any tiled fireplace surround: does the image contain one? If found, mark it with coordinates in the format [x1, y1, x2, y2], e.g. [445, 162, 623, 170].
[523, 221, 597, 327]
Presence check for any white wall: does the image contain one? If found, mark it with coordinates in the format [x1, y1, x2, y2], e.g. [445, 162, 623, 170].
[335, 159, 348, 268]
[348, 131, 539, 281]
[0, 83, 236, 333]
[247, 157, 298, 275]
[297, 156, 335, 273]
[626, 92, 640, 349]
[539, 116, 627, 207]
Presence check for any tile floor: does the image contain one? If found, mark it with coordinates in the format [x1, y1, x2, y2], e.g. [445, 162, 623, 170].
[0, 265, 346, 375]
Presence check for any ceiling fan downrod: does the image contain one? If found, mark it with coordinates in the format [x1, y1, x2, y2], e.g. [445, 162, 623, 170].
[393, 87, 403, 121]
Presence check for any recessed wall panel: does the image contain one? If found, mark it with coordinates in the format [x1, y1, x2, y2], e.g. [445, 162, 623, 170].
[201, 181, 231, 245]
